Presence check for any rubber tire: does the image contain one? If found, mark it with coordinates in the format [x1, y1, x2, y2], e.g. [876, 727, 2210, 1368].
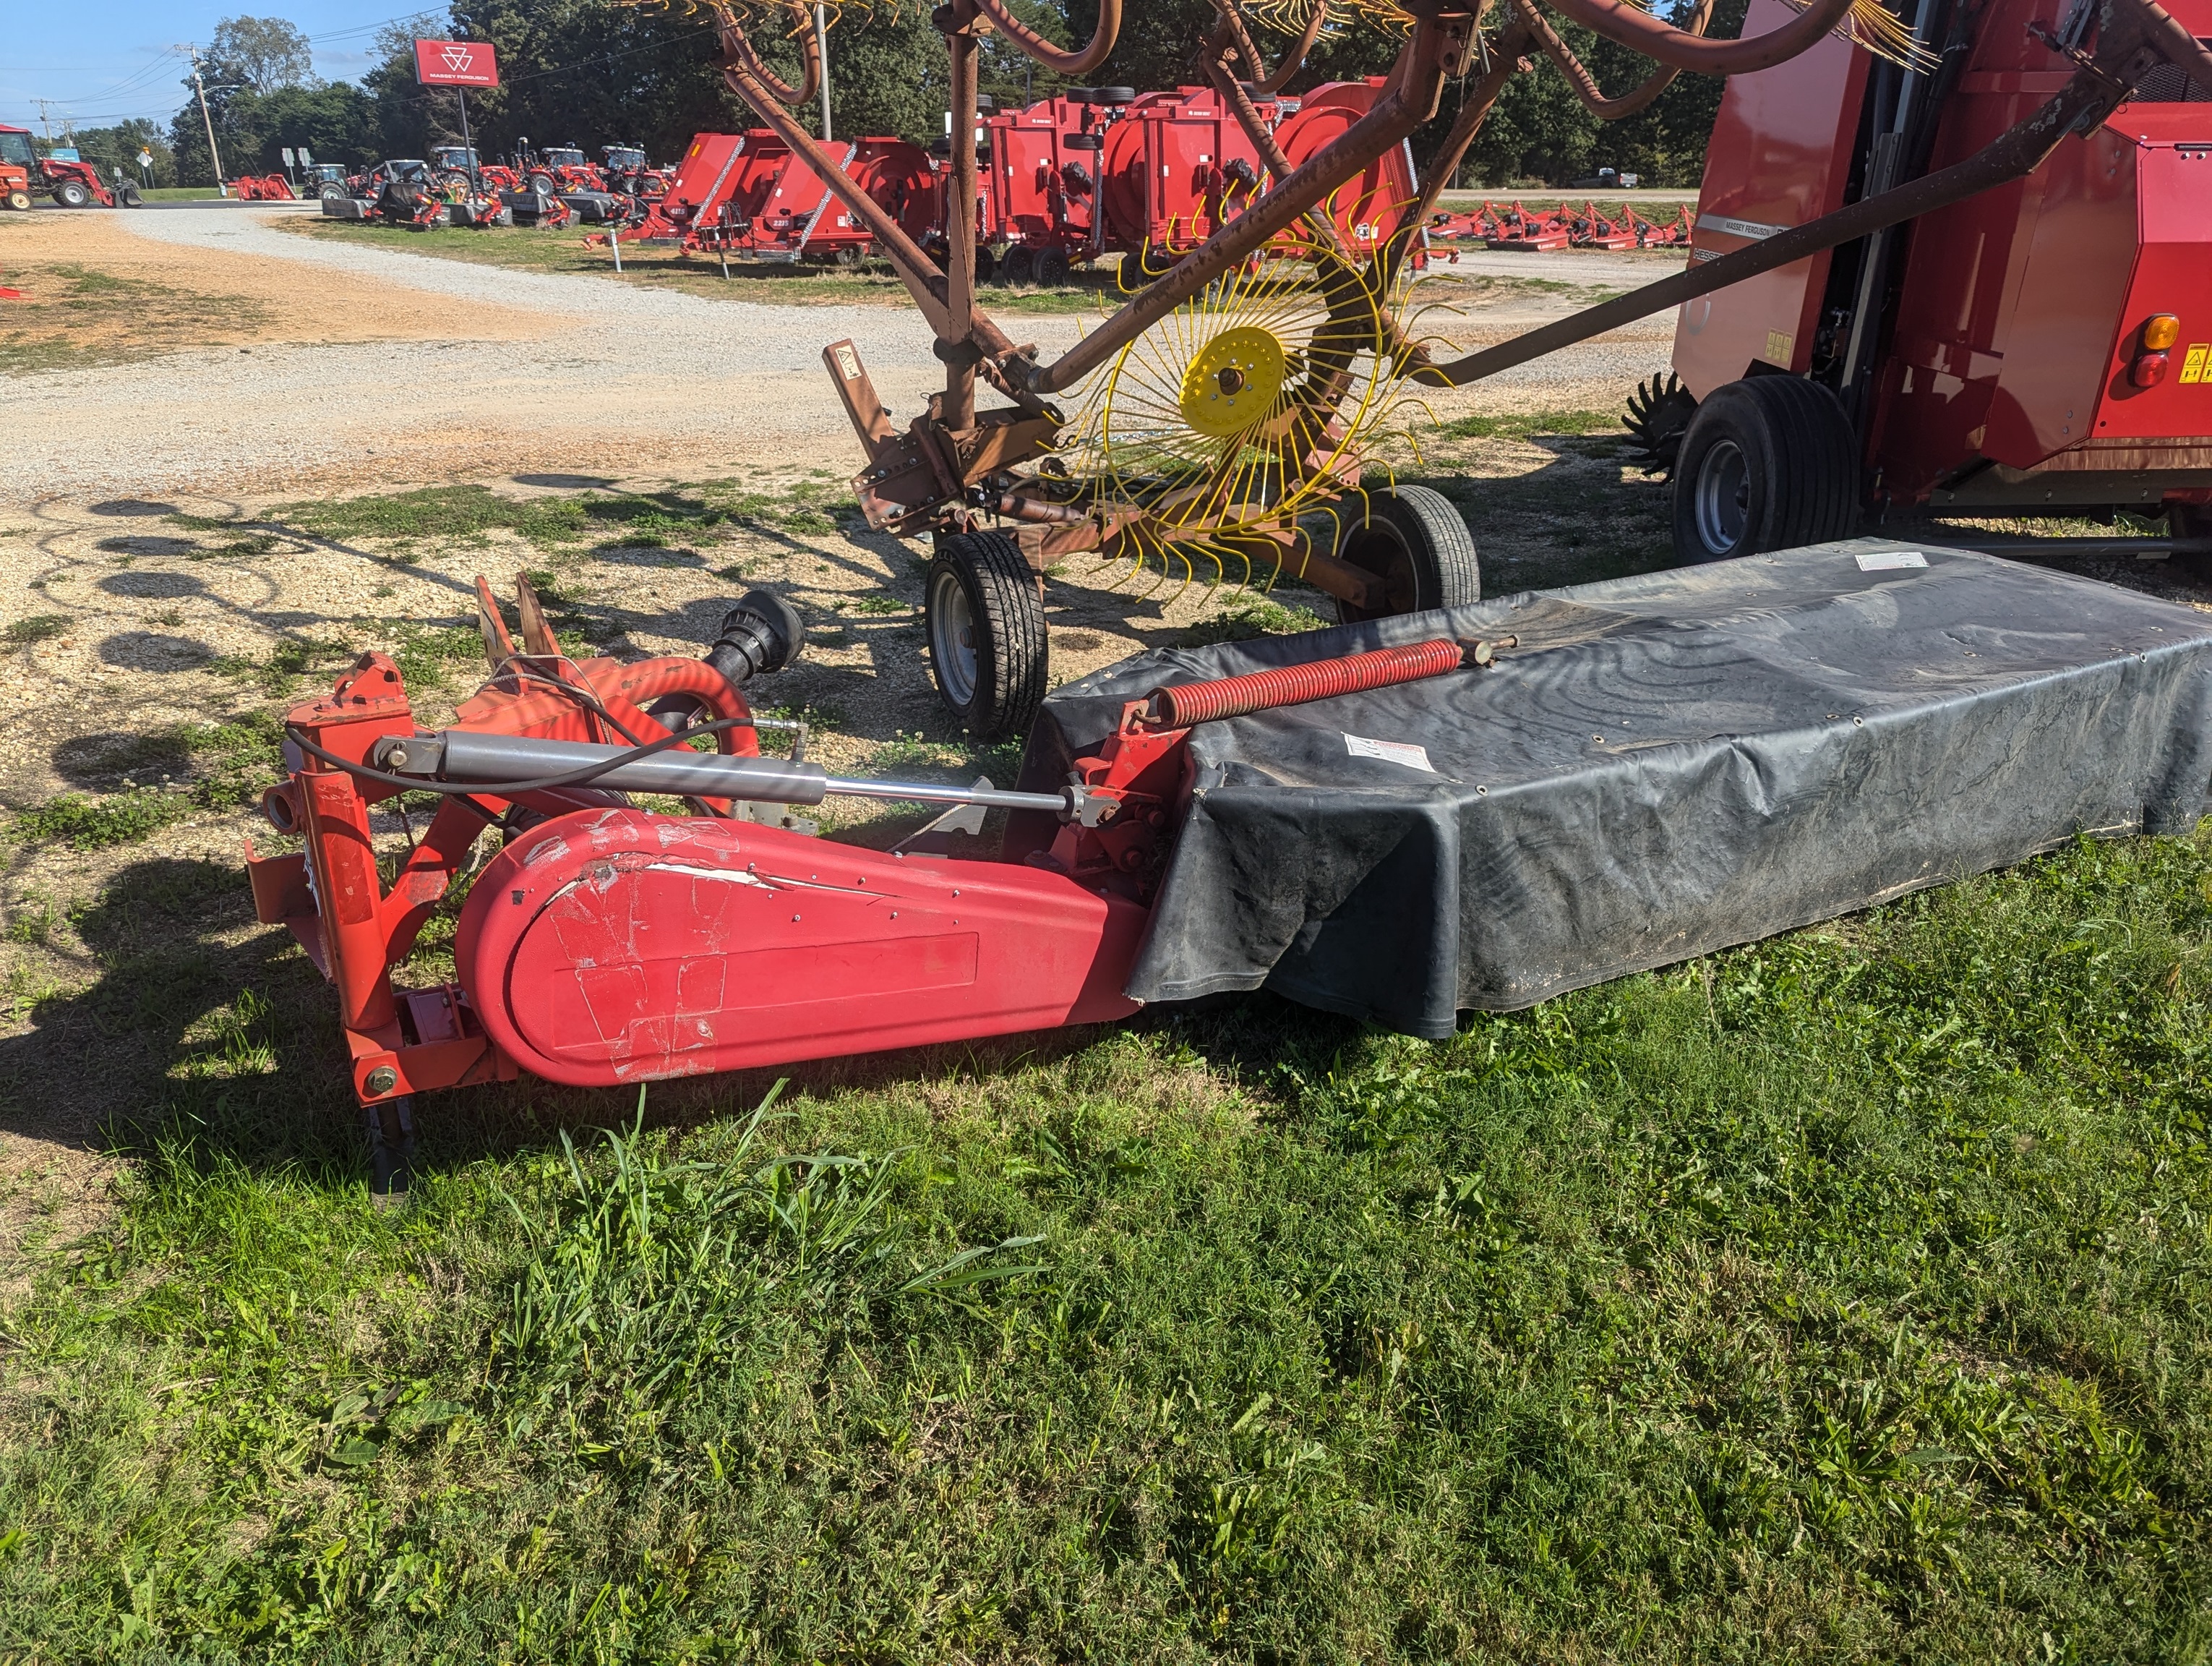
[972, 244, 998, 284]
[998, 243, 1035, 286]
[1132, 243, 1180, 281]
[4, 189, 30, 212]
[319, 183, 348, 202]
[1036, 247, 1071, 287]
[926, 530, 1049, 739]
[1332, 484, 1481, 623]
[1670, 376, 1859, 564]
[2172, 502, 2212, 584]
[55, 179, 91, 208]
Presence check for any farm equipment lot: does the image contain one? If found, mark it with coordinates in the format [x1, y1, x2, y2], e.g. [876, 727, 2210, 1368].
[4, 208, 2212, 1658]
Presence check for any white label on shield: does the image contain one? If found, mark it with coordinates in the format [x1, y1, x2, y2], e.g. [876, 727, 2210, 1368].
[1855, 550, 1929, 571]
[1345, 734, 1436, 773]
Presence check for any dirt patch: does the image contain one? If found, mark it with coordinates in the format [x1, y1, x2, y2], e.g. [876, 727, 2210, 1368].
[0, 208, 560, 375]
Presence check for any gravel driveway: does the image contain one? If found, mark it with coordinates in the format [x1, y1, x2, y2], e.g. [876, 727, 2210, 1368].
[9, 206, 1676, 502]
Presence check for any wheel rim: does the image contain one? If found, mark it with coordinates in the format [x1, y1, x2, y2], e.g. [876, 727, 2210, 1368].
[928, 567, 979, 707]
[1693, 437, 1750, 555]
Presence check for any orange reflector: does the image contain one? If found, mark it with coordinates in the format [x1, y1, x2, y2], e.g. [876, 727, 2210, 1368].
[2145, 313, 2182, 351]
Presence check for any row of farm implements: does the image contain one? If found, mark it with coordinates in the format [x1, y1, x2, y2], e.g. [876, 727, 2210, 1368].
[1426, 197, 1697, 252]
[257, 0, 2212, 1176]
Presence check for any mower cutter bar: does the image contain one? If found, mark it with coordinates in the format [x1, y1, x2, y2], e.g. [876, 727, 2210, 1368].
[371, 730, 1076, 816]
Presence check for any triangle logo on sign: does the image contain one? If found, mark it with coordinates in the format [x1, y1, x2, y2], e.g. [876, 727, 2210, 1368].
[442, 43, 474, 72]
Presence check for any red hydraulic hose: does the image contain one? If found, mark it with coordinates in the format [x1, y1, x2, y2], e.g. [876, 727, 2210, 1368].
[1140, 638, 1469, 729]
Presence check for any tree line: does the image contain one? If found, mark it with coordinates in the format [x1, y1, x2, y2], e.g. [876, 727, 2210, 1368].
[56, 1, 1736, 192]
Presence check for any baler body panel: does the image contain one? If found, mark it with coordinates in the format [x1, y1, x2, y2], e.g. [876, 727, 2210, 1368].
[1671, 1, 1871, 396]
[2092, 129, 2212, 444]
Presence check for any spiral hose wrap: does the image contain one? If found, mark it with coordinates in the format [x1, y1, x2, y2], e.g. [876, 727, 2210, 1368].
[1145, 638, 1465, 729]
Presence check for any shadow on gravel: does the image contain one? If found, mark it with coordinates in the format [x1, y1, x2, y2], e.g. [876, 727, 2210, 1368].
[86, 500, 179, 518]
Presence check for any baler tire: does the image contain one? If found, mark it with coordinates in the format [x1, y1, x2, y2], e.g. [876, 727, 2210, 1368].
[1036, 247, 1071, 287]
[998, 244, 1035, 286]
[926, 531, 1048, 739]
[1671, 375, 1858, 564]
[2172, 503, 2212, 584]
[1332, 484, 1481, 623]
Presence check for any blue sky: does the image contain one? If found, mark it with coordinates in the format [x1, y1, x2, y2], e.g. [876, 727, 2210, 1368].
[1, 6, 433, 135]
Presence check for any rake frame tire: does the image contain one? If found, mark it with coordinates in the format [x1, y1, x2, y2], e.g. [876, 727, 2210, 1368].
[926, 530, 1048, 739]
[1671, 375, 1859, 563]
[1332, 484, 1482, 623]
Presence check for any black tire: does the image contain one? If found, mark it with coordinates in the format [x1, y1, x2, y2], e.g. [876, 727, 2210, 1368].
[1132, 243, 1179, 281]
[4, 189, 30, 213]
[972, 244, 998, 284]
[1036, 247, 1071, 287]
[998, 243, 1035, 286]
[1332, 484, 1481, 623]
[2171, 503, 2212, 584]
[1670, 376, 1859, 563]
[55, 179, 92, 208]
[925, 530, 1048, 738]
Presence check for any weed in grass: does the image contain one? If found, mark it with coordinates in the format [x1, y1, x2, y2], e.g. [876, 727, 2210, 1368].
[1181, 592, 1328, 646]
[208, 636, 350, 696]
[388, 624, 486, 691]
[277, 485, 588, 547]
[10, 787, 188, 850]
[836, 593, 908, 616]
[1436, 407, 1626, 443]
[4, 891, 56, 945]
[6, 615, 69, 647]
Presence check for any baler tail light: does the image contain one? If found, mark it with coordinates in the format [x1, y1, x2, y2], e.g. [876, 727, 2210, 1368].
[2131, 315, 2182, 388]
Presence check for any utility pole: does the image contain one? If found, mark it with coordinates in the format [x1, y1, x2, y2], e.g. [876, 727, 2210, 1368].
[31, 99, 56, 144]
[187, 44, 228, 196]
[814, 4, 833, 142]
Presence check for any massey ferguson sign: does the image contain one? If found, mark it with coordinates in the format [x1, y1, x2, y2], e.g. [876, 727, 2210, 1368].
[413, 39, 500, 87]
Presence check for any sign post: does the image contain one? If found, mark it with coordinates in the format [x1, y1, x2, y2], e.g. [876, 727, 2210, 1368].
[413, 40, 501, 197]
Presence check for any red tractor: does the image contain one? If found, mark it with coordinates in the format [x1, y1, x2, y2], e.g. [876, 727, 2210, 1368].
[601, 144, 671, 198]
[1631, 0, 2212, 563]
[0, 126, 135, 208]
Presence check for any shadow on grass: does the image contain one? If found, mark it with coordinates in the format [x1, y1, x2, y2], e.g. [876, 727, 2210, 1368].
[0, 850, 1356, 1189]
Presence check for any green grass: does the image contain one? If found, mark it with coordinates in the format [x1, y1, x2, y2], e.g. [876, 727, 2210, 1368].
[5, 717, 286, 851]
[0, 260, 273, 376]
[2, 824, 2211, 1658]
[4, 615, 69, 647]
[1436, 408, 1626, 443]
